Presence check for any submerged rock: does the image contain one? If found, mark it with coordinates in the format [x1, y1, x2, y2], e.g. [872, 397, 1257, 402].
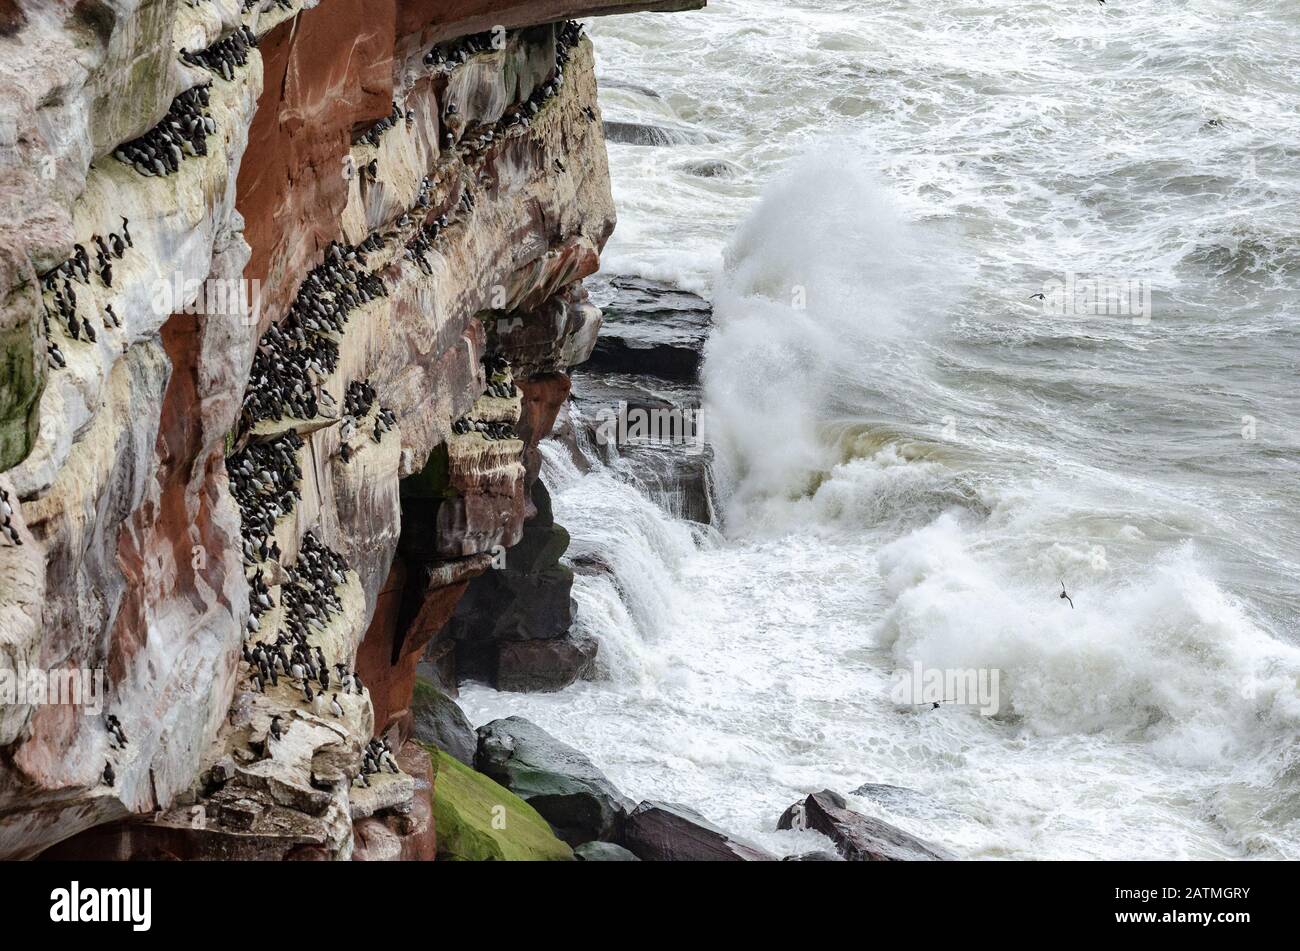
[427, 748, 573, 862]
[782, 850, 842, 861]
[778, 790, 954, 862]
[850, 782, 928, 811]
[600, 78, 663, 100]
[602, 119, 717, 146]
[477, 716, 633, 845]
[623, 800, 776, 861]
[575, 840, 641, 861]
[678, 158, 743, 179]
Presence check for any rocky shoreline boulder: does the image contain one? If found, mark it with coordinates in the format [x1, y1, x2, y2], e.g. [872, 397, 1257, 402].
[410, 678, 478, 767]
[427, 748, 573, 862]
[584, 276, 712, 381]
[778, 790, 954, 861]
[476, 716, 633, 846]
[623, 800, 776, 861]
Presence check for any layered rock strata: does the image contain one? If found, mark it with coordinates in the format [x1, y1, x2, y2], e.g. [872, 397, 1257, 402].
[0, 0, 703, 860]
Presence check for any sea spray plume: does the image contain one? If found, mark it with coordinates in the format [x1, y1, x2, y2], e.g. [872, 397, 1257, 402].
[704, 150, 966, 536]
[874, 519, 1300, 766]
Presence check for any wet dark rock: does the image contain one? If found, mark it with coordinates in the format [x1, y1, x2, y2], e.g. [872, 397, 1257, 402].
[778, 789, 954, 862]
[495, 631, 598, 692]
[851, 782, 921, 808]
[679, 158, 743, 178]
[569, 375, 715, 524]
[454, 554, 575, 643]
[568, 275, 715, 523]
[575, 840, 641, 861]
[602, 119, 717, 146]
[600, 78, 662, 100]
[568, 550, 615, 577]
[849, 781, 970, 829]
[584, 276, 711, 381]
[409, 678, 477, 766]
[782, 850, 842, 861]
[476, 716, 633, 846]
[623, 800, 776, 861]
[446, 481, 593, 691]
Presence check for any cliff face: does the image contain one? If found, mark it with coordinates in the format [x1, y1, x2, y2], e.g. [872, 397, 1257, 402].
[0, 0, 700, 860]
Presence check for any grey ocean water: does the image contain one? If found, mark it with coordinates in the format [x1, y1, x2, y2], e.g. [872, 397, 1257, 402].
[460, 1, 1300, 859]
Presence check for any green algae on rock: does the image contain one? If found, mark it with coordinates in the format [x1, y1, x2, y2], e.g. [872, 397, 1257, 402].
[427, 747, 573, 861]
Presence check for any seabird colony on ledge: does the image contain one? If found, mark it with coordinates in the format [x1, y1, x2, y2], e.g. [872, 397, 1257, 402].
[66, 14, 592, 788]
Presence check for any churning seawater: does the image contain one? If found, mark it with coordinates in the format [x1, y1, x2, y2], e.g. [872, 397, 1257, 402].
[460, 0, 1300, 858]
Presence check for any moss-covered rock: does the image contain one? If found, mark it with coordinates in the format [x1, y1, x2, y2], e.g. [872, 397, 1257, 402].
[475, 716, 632, 846]
[426, 747, 573, 861]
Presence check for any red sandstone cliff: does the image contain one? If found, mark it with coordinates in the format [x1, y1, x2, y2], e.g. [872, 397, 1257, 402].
[0, 0, 701, 861]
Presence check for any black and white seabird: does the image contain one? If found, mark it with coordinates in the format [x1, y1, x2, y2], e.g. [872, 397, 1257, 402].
[329, 694, 344, 718]
[102, 762, 115, 787]
[1059, 580, 1074, 609]
[106, 714, 128, 747]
